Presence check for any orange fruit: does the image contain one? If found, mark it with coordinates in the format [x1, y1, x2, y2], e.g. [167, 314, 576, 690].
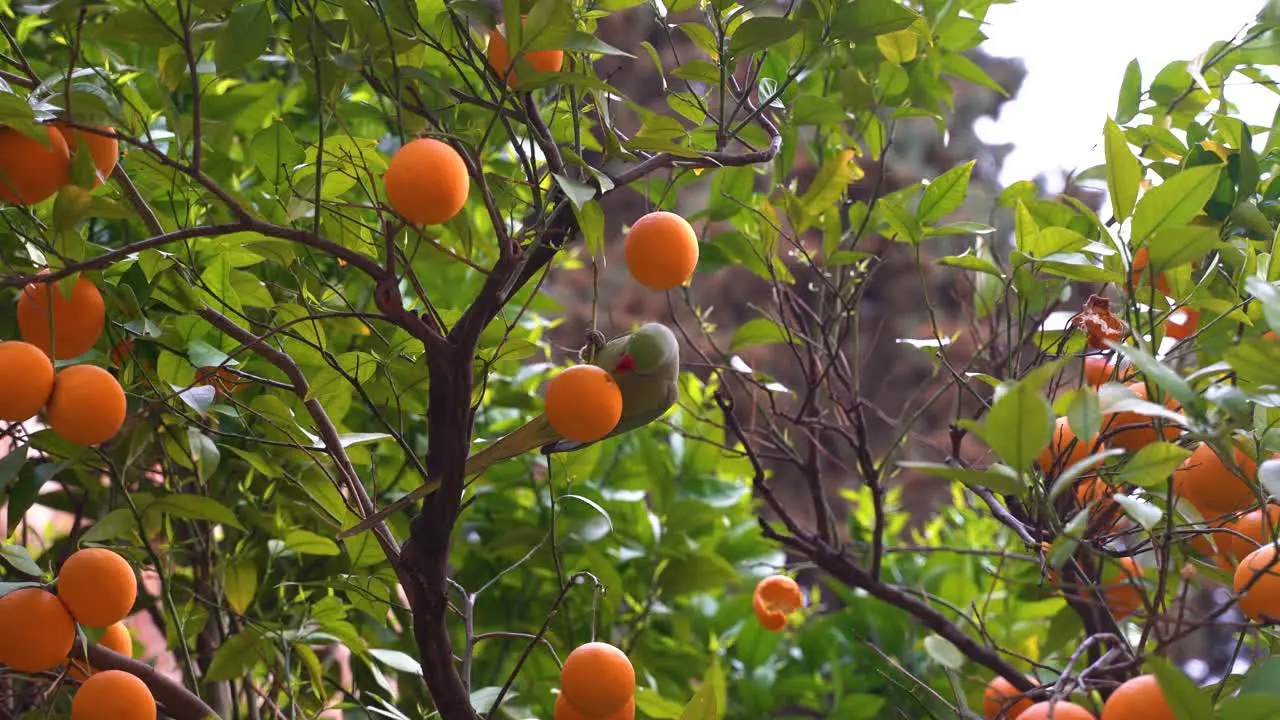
[543, 364, 623, 443]
[1130, 247, 1171, 296]
[983, 676, 1036, 719]
[194, 366, 247, 398]
[1015, 701, 1095, 720]
[555, 694, 635, 720]
[45, 365, 128, 446]
[752, 575, 804, 631]
[69, 621, 133, 681]
[1164, 306, 1199, 341]
[1082, 356, 1126, 387]
[1102, 383, 1180, 453]
[57, 547, 138, 628]
[1234, 543, 1280, 622]
[54, 123, 119, 187]
[486, 26, 565, 86]
[383, 137, 470, 226]
[1039, 417, 1094, 477]
[1172, 442, 1258, 518]
[1074, 478, 1115, 509]
[1102, 556, 1145, 620]
[0, 587, 76, 673]
[1218, 505, 1280, 565]
[109, 339, 135, 368]
[624, 211, 700, 291]
[17, 275, 107, 359]
[71, 669, 157, 720]
[0, 341, 54, 422]
[560, 642, 635, 717]
[0, 124, 70, 205]
[1100, 674, 1173, 720]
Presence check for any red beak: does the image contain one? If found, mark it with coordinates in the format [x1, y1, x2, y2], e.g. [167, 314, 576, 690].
[615, 354, 636, 373]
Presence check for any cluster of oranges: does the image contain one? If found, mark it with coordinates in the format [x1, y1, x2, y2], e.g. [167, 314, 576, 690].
[554, 642, 635, 720]
[0, 547, 153, 719]
[0, 122, 118, 206]
[0, 275, 127, 446]
[1039, 353, 1280, 623]
[751, 575, 805, 632]
[983, 672, 1175, 720]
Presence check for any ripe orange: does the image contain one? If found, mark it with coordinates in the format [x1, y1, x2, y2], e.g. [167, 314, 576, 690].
[194, 366, 247, 398]
[555, 694, 635, 720]
[560, 642, 635, 717]
[0, 587, 76, 673]
[0, 341, 54, 422]
[1163, 306, 1199, 341]
[752, 575, 804, 631]
[71, 669, 157, 720]
[17, 275, 107, 359]
[45, 365, 127, 446]
[1082, 356, 1125, 387]
[1172, 442, 1258, 518]
[1218, 505, 1280, 565]
[109, 339, 135, 368]
[1102, 383, 1179, 453]
[1100, 674, 1173, 720]
[54, 123, 119, 187]
[1015, 701, 1095, 720]
[1039, 417, 1094, 477]
[544, 364, 623, 443]
[383, 137, 470, 226]
[1130, 247, 1171, 296]
[486, 26, 565, 86]
[69, 621, 133, 681]
[1234, 543, 1280, 622]
[0, 125, 70, 205]
[1074, 478, 1115, 509]
[624, 211, 700, 291]
[1101, 556, 1145, 620]
[57, 547, 138, 628]
[983, 676, 1036, 719]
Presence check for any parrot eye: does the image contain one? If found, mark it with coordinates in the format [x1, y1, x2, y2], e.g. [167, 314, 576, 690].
[616, 354, 637, 373]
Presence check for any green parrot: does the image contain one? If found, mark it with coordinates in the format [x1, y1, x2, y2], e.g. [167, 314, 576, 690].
[336, 322, 680, 539]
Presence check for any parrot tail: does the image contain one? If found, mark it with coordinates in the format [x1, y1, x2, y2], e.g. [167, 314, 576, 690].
[463, 416, 561, 478]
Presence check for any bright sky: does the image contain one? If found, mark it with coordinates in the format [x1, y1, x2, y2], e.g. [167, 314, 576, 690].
[977, 0, 1277, 189]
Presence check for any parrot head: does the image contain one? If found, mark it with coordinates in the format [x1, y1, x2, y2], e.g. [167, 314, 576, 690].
[614, 323, 678, 375]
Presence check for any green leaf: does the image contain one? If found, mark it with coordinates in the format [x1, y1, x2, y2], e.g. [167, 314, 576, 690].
[832, 0, 919, 42]
[917, 161, 974, 223]
[1117, 442, 1192, 488]
[215, 1, 272, 75]
[897, 461, 1025, 496]
[553, 173, 597, 210]
[0, 543, 44, 578]
[148, 494, 245, 530]
[730, 318, 799, 352]
[1148, 656, 1216, 720]
[370, 648, 423, 676]
[938, 249, 1003, 276]
[1146, 225, 1221, 272]
[80, 508, 138, 544]
[222, 555, 258, 615]
[876, 29, 918, 64]
[729, 17, 800, 58]
[283, 529, 341, 556]
[1117, 59, 1142, 124]
[1130, 163, 1223, 246]
[985, 382, 1054, 473]
[1238, 657, 1280, 696]
[206, 629, 268, 681]
[940, 52, 1007, 95]
[0, 443, 28, 494]
[1108, 344, 1197, 413]
[798, 149, 859, 230]
[922, 635, 964, 670]
[1065, 389, 1102, 443]
[1104, 118, 1142, 221]
[679, 676, 719, 720]
[1113, 493, 1163, 530]
[636, 688, 687, 719]
[572, 198, 605, 257]
[658, 553, 738, 597]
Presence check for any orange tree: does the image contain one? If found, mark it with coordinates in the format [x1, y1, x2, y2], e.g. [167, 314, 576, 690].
[5, 0, 1280, 719]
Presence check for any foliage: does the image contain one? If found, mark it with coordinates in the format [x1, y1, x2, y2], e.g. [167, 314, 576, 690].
[4, 0, 1280, 719]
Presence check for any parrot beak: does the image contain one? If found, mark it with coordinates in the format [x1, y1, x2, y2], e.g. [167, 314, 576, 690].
[615, 354, 637, 373]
